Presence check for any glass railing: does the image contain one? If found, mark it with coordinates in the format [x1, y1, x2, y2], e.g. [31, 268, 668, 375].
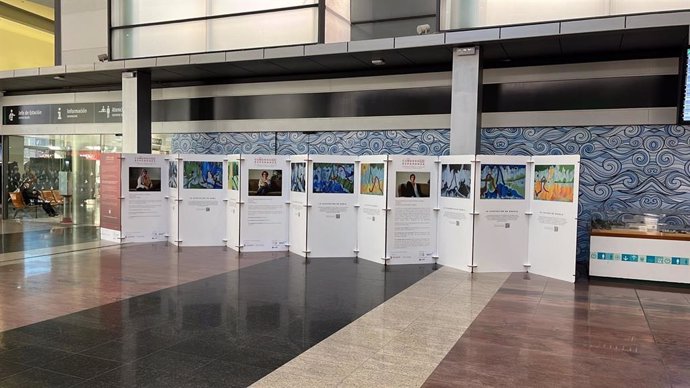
[439, 0, 690, 31]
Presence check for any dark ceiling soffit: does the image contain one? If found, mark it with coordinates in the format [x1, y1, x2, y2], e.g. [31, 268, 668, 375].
[0, 26, 688, 95]
[0, 1, 54, 33]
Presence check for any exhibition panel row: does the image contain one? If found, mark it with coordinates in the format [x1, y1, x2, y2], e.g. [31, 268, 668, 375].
[100, 153, 580, 282]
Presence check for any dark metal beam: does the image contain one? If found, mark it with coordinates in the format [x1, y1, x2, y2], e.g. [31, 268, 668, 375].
[0, 1, 54, 34]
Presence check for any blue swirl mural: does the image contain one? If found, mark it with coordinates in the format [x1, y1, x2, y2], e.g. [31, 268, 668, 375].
[482, 125, 690, 262]
[172, 129, 450, 156]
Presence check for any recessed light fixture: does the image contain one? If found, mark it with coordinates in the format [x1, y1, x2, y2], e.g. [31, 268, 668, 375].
[53, 75, 65, 80]
[371, 59, 386, 66]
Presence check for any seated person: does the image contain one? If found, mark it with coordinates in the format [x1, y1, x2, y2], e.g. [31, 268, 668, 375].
[256, 171, 271, 195]
[19, 181, 57, 217]
[136, 169, 153, 190]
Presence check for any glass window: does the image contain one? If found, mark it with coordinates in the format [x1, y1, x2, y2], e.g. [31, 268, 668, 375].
[207, 8, 318, 52]
[112, 9, 318, 59]
[7, 134, 121, 225]
[112, 20, 206, 59]
[111, 0, 318, 27]
[111, 0, 207, 27]
[440, 0, 690, 31]
[209, 0, 318, 16]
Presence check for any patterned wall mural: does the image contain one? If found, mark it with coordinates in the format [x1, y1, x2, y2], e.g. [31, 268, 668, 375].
[172, 129, 451, 156]
[482, 125, 690, 262]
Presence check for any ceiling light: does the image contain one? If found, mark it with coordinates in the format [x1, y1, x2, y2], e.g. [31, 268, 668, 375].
[371, 59, 386, 66]
[53, 75, 65, 80]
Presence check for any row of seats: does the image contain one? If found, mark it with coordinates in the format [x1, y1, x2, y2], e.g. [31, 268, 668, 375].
[9, 190, 65, 218]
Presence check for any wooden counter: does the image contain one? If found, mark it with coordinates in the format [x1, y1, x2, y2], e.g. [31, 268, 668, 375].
[590, 228, 690, 242]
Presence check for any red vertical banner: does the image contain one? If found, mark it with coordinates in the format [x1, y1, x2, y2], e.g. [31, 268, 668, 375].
[100, 153, 121, 231]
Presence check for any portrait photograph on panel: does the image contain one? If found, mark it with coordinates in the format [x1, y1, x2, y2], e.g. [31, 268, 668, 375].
[248, 169, 282, 196]
[129, 167, 162, 192]
[395, 171, 430, 198]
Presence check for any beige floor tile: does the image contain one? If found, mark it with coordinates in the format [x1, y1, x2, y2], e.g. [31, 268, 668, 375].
[328, 323, 402, 350]
[279, 356, 359, 384]
[251, 369, 335, 388]
[304, 340, 374, 366]
[361, 351, 440, 378]
[338, 368, 427, 388]
[379, 335, 454, 360]
[356, 305, 423, 331]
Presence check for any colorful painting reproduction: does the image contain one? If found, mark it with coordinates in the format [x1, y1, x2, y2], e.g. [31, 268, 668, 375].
[313, 163, 354, 194]
[291, 163, 306, 193]
[360, 163, 385, 196]
[228, 161, 239, 191]
[441, 164, 471, 199]
[183, 161, 223, 189]
[480, 164, 525, 200]
[534, 164, 575, 202]
[168, 161, 177, 189]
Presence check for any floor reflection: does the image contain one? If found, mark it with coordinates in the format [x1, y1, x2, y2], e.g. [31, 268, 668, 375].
[0, 255, 435, 386]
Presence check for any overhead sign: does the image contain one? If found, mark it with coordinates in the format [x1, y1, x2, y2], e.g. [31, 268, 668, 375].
[2, 102, 122, 125]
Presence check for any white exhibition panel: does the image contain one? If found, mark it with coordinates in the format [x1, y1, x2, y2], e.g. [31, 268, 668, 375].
[167, 154, 181, 244]
[527, 155, 581, 283]
[473, 155, 531, 272]
[590, 236, 690, 284]
[120, 153, 169, 242]
[288, 155, 309, 256]
[356, 155, 389, 263]
[437, 155, 475, 271]
[386, 155, 439, 265]
[176, 154, 227, 246]
[308, 154, 359, 258]
[100, 228, 121, 243]
[238, 154, 289, 252]
[226, 154, 241, 250]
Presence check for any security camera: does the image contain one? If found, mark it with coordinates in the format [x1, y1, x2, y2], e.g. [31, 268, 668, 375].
[416, 24, 431, 35]
[97, 53, 109, 62]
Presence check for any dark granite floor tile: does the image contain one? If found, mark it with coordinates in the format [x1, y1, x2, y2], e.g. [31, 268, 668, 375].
[165, 335, 241, 359]
[80, 338, 171, 363]
[87, 363, 184, 388]
[136, 350, 215, 375]
[185, 359, 272, 388]
[0, 360, 31, 380]
[0, 367, 84, 388]
[218, 345, 296, 369]
[40, 353, 121, 379]
[0, 344, 73, 367]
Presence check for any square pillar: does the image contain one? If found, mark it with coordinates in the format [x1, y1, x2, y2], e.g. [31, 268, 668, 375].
[450, 46, 482, 154]
[122, 70, 152, 154]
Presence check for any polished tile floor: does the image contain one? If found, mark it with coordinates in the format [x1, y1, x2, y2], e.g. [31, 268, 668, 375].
[0, 249, 434, 387]
[0, 237, 689, 387]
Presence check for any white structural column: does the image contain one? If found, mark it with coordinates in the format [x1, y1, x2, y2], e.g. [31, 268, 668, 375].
[450, 46, 482, 154]
[122, 70, 152, 154]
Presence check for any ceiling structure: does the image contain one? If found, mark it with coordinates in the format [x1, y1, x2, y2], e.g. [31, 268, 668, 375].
[0, 11, 688, 95]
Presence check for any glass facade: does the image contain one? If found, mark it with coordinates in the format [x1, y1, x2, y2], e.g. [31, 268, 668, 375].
[7, 135, 121, 225]
[110, 1, 320, 59]
[440, 0, 690, 31]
